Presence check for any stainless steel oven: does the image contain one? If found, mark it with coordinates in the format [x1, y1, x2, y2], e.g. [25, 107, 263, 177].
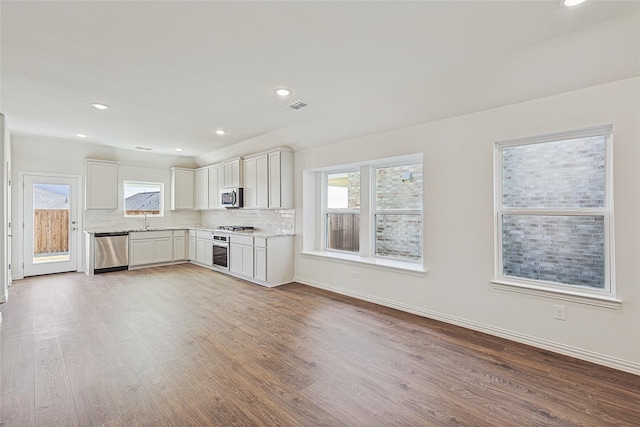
[212, 233, 229, 270]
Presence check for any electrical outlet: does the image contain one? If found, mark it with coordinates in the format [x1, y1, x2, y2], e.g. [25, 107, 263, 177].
[351, 271, 359, 279]
[554, 304, 566, 321]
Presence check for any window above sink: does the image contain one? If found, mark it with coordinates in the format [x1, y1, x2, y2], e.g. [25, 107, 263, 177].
[124, 181, 164, 217]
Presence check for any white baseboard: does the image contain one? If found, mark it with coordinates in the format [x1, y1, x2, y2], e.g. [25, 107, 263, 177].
[294, 276, 640, 376]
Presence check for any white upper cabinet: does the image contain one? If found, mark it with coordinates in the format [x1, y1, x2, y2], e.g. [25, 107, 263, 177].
[85, 160, 118, 210]
[207, 164, 222, 209]
[243, 157, 257, 208]
[256, 155, 269, 207]
[242, 149, 293, 209]
[194, 167, 209, 210]
[241, 148, 293, 209]
[170, 167, 194, 210]
[182, 148, 291, 211]
[269, 149, 293, 209]
[243, 154, 268, 208]
[222, 158, 242, 188]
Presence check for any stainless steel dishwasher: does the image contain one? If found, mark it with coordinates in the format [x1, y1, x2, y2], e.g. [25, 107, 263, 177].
[94, 232, 129, 273]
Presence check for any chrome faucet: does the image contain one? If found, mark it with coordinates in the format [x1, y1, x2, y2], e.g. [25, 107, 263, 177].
[143, 213, 150, 230]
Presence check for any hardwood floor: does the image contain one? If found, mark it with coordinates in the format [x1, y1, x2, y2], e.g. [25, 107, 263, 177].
[1, 263, 639, 426]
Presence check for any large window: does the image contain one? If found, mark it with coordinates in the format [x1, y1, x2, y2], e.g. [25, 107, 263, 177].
[320, 155, 423, 266]
[495, 126, 613, 296]
[124, 181, 164, 217]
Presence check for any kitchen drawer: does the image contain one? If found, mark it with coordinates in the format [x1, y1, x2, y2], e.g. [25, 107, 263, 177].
[231, 234, 253, 246]
[254, 237, 267, 248]
[173, 229, 187, 238]
[196, 230, 213, 240]
[130, 230, 173, 240]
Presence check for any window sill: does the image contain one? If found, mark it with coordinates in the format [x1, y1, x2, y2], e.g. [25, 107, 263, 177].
[302, 250, 427, 276]
[491, 279, 621, 309]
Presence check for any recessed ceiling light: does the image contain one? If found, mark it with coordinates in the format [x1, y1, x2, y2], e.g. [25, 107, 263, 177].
[215, 129, 227, 136]
[275, 88, 292, 97]
[76, 133, 88, 138]
[563, 0, 586, 6]
[176, 148, 183, 152]
[91, 103, 110, 110]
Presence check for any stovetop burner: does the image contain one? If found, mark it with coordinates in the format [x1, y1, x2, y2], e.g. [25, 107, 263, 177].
[217, 225, 255, 232]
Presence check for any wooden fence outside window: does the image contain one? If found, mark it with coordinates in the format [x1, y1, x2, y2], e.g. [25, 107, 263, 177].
[34, 209, 69, 254]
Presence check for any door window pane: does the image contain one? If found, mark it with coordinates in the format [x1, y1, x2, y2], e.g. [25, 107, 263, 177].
[33, 183, 70, 263]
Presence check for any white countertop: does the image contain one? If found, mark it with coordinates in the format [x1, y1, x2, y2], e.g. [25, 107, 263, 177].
[85, 227, 295, 238]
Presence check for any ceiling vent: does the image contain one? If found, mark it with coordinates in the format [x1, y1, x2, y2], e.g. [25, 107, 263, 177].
[135, 146, 152, 151]
[288, 100, 309, 110]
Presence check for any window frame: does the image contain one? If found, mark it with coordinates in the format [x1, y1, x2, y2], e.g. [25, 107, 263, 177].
[494, 125, 615, 300]
[316, 154, 424, 271]
[123, 180, 165, 218]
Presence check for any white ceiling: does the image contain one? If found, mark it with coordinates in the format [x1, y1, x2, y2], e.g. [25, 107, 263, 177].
[1, 1, 639, 159]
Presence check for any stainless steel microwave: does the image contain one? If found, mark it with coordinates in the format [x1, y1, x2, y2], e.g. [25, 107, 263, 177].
[221, 187, 243, 208]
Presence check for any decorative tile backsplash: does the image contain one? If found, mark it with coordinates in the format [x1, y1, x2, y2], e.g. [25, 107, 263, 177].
[84, 208, 295, 234]
[84, 209, 201, 232]
[202, 209, 295, 234]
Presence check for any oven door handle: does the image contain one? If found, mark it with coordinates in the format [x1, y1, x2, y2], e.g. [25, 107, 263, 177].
[212, 242, 228, 248]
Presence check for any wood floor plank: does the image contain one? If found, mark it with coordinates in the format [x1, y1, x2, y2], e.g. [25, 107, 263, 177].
[134, 367, 212, 426]
[1, 335, 34, 398]
[33, 335, 78, 427]
[62, 344, 123, 426]
[0, 392, 35, 427]
[98, 350, 168, 427]
[1, 264, 639, 426]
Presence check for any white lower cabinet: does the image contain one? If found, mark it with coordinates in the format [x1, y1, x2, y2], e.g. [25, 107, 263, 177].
[230, 235, 254, 278]
[173, 230, 188, 261]
[129, 230, 174, 267]
[226, 234, 292, 287]
[188, 230, 196, 261]
[254, 238, 267, 282]
[153, 238, 173, 263]
[130, 239, 154, 266]
[195, 230, 213, 266]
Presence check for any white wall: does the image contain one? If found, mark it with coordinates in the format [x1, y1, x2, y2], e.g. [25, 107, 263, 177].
[11, 136, 200, 277]
[294, 77, 640, 374]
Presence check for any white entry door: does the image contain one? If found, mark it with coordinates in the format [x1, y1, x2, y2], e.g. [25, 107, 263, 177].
[6, 163, 12, 289]
[23, 174, 79, 276]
